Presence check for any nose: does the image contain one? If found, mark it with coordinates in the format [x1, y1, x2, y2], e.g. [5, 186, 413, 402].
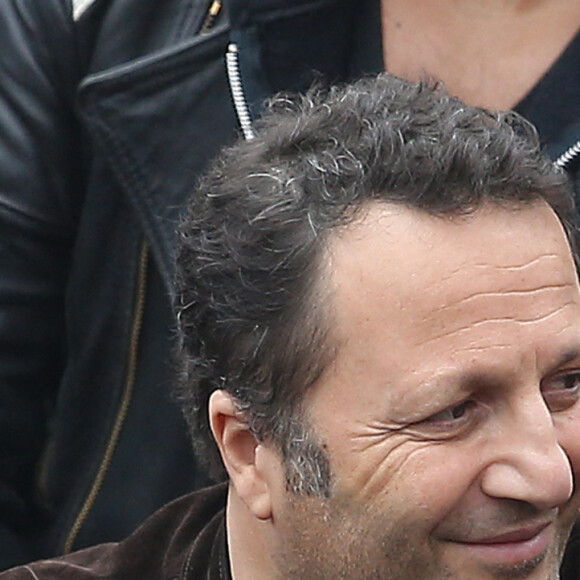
[480, 398, 574, 510]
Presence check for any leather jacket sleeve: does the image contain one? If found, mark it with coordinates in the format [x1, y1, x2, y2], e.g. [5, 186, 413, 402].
[0, 0, 82, 568]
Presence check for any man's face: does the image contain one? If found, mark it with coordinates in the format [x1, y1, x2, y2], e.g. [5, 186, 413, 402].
[271, 201, 580, 579]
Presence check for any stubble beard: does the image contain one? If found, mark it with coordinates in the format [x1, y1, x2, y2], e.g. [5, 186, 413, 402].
[271, 491, 568, 580]
[271, 492, 449, 580]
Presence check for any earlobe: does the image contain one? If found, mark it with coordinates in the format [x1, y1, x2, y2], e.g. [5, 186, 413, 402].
[209, 390, 274, 520]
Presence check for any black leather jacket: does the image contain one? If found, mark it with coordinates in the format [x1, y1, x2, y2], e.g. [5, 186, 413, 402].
[0, 0, 235, 568]
[1, 0, 580, 571]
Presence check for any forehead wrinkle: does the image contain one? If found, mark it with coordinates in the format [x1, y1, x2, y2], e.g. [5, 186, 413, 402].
[436, 252, 564, 278]
[416, 299, 578, 346]
[461, 341, 580, 365]
[491, 253, 567, 271]
[434, 282, 577, 314]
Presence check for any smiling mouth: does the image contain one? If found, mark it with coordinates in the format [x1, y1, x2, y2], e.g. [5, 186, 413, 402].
[456, 522, 553, 567]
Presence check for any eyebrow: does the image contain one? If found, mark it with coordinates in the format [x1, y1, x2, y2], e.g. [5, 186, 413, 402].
[553, 346, 580, 369]
[406, 342, 580, 397]
[418, 347, 580, 396]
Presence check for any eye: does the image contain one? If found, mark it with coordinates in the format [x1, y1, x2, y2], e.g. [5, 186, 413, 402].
[542, 372, 580, 413]
[413, 400, 482, 438]
[424, 400, 473, 423]
[404, 396, 486, 441]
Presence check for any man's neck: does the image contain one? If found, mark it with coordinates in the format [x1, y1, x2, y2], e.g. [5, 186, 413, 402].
[380, 0, 580, 109]
[226, 489, 276, 580]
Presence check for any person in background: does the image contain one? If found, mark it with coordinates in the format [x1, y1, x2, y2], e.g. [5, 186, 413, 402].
[1, 0, 580, 570]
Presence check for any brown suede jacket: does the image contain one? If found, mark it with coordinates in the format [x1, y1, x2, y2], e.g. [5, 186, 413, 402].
[0, 484, 230, 580]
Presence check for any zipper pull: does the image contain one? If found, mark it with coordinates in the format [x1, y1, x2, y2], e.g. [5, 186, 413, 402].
[200, 0, 223, 35]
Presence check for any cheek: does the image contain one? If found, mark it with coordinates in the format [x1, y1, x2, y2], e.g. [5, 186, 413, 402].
[331, 437, 483, 524]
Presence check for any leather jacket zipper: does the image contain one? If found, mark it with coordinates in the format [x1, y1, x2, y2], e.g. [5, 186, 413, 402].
[61, 0, 225, 552]
[554, 140, 580, 170]
[226, 43, 255, 140]
[63, 241, 149, 553]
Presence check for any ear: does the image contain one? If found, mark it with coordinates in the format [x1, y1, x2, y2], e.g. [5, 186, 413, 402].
[209, 390, 276, 520]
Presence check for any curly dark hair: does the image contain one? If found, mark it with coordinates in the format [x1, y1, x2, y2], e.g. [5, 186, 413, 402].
[175, 72, 575, 484]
